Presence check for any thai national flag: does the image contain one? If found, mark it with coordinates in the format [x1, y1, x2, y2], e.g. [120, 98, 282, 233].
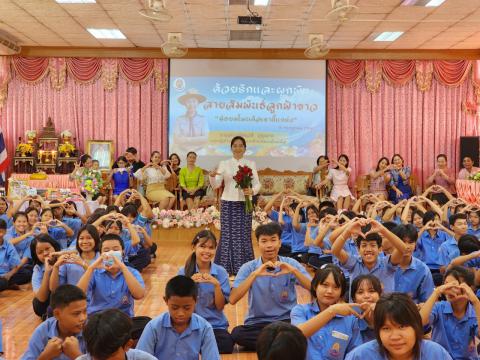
[0, 127, 9, 185]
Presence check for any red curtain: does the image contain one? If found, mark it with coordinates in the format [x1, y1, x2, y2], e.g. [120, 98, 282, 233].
[66, 58, 102, 83]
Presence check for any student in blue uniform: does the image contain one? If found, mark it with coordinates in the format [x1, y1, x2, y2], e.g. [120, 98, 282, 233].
[39, 208, 74, 250]
[49, 225, 100, 291]
[5, 212, 35, 264]
[439, 213, 469, 271]
[30, 234, 62, 318]
[305, 207, 336, 269]
[263, 191, 295, 256]
[420, 266, 480, 360]
[256, 322, 307, 360]
[76, 234, 145, 316]
[392, 224, 434, 303]
[345, 293, 452, 360]
[137, 275, 220, 360]
[0, 218, 30, 291]
[21, 284, 87, 360]
[467, 209, 480, 238]
[350, 274, 382, 344]
[448, 234, 480, 269]
[230, 222, 311, 351]
[177, 229, 233, 354]
[291, 264, 362, 360]
[50, 199, 88, 250]
[77, 309, 156, 360]
[293, 202, 320, 264]
[331, 218, 407, 295]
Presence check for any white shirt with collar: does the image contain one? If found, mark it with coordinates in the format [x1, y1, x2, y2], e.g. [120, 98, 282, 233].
[209, 157, 261, 201]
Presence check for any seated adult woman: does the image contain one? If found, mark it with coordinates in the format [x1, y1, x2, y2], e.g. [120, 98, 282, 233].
[179, 151, 205, 210]
[134, 151, 175, 210]
[388, 154, 413, 204]
[369, 157, 391, 200]
[308, 155, 330, 197]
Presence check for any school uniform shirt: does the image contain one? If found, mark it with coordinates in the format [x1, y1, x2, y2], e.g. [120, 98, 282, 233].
[344, 339, 452, 360]
[326, 237, 358, 278]
[58, 253, 99, 286]
[136, 312, 220, 360]
[355, 319, 375, 344]
[32, 264, 45, 292]
[177, 263, 230, 330]
[233, 256, 311, 325]
[291, 223, 308, 254]
[46, 227, 68, 250]
[86, 266, 145, 317]
[4, 228, 34, 259]
[394, 256, 434, 303]
[467, 225, 480, 239]
[76, 349, 157, 360]
[0, 240, 21, 276]
[291, 301, 362, 360]
[429, 301, 479, 360]
[342, 254, 397, 294]
[299, 223, 323, 255]
[62, 217, 83, 249]
[21, 317, 86, 360]
[134, 214, 152, 237]
[0, 214, 12, 228]
[414, 230, 451, 269]
[269, 210, 293, 248]
[438, 237, 460, 267]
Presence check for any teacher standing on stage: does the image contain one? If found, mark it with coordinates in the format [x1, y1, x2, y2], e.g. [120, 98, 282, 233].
[209, 136, 261, 275]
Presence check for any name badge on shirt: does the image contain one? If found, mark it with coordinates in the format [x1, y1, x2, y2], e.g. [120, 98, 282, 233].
[331, 330, 349, 341]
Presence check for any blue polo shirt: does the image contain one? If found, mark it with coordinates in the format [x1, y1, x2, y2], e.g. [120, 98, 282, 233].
[0, 214, 12, 228]
[58, 253, 99, 286]
[62, 217, 83, 249]
[86, 266, 145, 317]
[468, 225, 480, 239]
[269, 210, 293, 247]
[177, 263, 230, 329]
[290, 223, 308, 253]
[414, 230, 451, 269]
[136, 312, 220, 360]
[233, 256, 311, 325]
[430, 301, 478, 360]
[394, 256, 434, 303]
[355, 319, 375, 344]
[32, 264, 45, 292]
[438, 237, 460, 267]
[21, 317, 86, 360]
[291, 301, 362, 360]
[345, 339, 452, 360]
[4, 228, 34, 259]
[47, 227, 68, 250]
[342, 254, 397, 294]
[0, 240, 21, 276]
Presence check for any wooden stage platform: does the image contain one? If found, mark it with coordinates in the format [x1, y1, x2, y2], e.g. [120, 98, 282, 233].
[0, 227, 310, 359]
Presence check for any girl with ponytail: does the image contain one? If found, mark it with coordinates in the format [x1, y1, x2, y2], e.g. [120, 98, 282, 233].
[178, 229, 233, 354]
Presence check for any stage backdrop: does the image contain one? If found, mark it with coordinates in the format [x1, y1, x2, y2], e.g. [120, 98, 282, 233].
[327, 60, 480, 189]
[0, 57, 169, 167]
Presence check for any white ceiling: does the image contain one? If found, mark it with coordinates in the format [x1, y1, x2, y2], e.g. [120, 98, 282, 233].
[1, 0, 480, 50]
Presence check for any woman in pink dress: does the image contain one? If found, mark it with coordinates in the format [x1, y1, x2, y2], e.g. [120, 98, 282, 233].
[369, 157, 391, 200]
[318, 154, 353, 210]
[425, 154, 456, 204]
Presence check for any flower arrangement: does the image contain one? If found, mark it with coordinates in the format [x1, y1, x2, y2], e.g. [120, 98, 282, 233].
[59, 142, 75, 155]
[469, 172, 480, 181]
[233, 165, 254, 213]
[80, 169, 103, 198]
[151, 206, 271, 230]
[25, 130, 37, 143]
[16, 142, 34, 155]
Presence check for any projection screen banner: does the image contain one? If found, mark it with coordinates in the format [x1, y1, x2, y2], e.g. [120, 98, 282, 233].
[169, 59, 326, 171]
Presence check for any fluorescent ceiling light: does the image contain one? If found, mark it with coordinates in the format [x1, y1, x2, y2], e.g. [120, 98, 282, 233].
[254, 0, 269, 5]
[374, 31, 404, 42]
[87, 28, 126, 39]
[56, 0, 96, 3]
[425, 0, 446, 6]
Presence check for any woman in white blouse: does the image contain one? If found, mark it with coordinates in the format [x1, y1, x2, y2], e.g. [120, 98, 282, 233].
[134, 151, 175, 210]
[209, 136, 261, 275]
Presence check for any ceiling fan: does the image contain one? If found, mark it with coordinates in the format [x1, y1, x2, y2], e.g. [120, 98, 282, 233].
[304, 34, 330, 59]
[161, 33, 188, 58]
[326, 0, 359, 23]
[139, 0, 172, 22]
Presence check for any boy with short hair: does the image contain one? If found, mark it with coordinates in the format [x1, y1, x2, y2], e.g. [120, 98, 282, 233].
[0, 218, 30, 291]
[21, 284, 87, 360]
[77, 309, 156, 360]
[439, 213, 469, 271]
[137, 275, 220, 360]
[331, 218, 407, 294]
[229, 222, 311, 350]
[76, 234, 145, 316]
[392, 224, 434, 303]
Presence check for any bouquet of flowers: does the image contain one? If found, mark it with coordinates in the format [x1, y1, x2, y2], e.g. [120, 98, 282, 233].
[470, 172, 480, 181]
[80, 169, 103, 199]
[151, 206, 221, 229]
[233, 165, 254, 213]
[16, 142, 34, 155]
[59, 142, 75, 155]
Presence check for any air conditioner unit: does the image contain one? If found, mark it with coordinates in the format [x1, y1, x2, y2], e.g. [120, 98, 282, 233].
[0, 36, 21, 55]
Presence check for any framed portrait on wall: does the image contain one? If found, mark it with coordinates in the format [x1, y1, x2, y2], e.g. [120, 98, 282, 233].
[86, 140, 114, 170]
